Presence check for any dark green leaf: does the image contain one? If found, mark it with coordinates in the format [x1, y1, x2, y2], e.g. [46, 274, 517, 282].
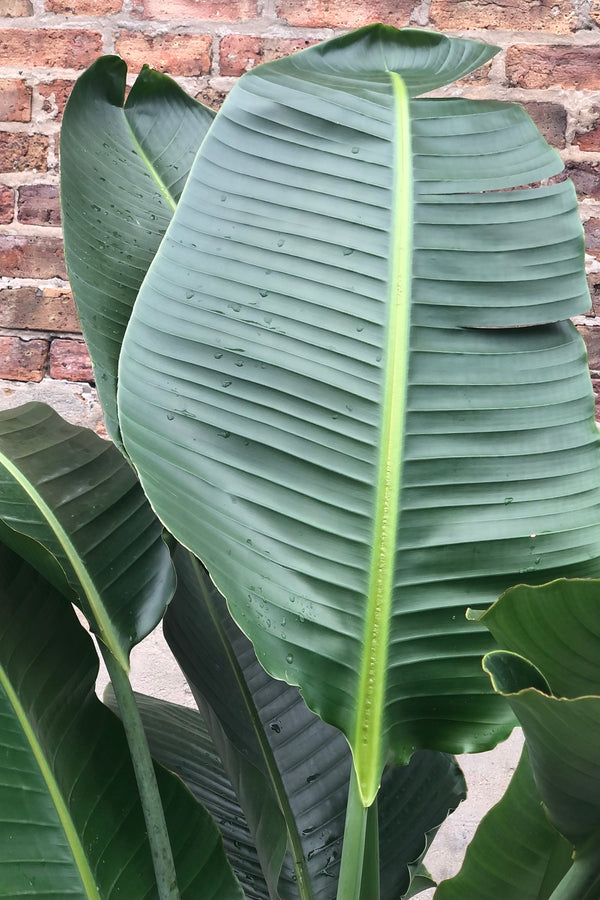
[61, 56, 214, 447]
[0, 402, 175, 669]
[0, 542, 242, 900]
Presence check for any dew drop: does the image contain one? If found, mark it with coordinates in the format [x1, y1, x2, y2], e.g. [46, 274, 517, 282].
[504, 497, 514, 505]
[218, 431, 230, 439]
[270, 722, 281, 733]
[235, 361, 244, 367]
[222, 380, 232, 388]
[214, 352, 223, 359]
[277, 238, 285, 247]
[286, 653, 294, 664]
[259, 289, 269, 298]
[306, 773, 320, 784]
[351, 146, 359, 154]
[529, 532, 537, 539]
[166, 413, 174, 421]
[220, 194, 227, 202]
[343, 247, 354, 256]
[185, 290, 193, 300]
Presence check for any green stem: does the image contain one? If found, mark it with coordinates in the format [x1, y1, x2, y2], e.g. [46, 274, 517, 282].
[337, 767, 369, 900]
[548, 839, 600, 900]
[359, 797, 380, 900]
[101, 647, 180, 900]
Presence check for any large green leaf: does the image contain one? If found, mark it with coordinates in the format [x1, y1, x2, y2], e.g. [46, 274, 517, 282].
[0, 402, 175, 669]
[163, 549, 466, 899]
[61, 56, 215, 447]
[116, 24, 600, 803]
[434, 745, 572, 899]
[0, 541, 242, 900]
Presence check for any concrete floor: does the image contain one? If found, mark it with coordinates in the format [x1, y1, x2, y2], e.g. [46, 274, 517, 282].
[2, 377, 523, 894]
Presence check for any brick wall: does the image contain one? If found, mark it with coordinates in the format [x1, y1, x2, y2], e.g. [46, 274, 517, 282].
[0, 0, 599, 406]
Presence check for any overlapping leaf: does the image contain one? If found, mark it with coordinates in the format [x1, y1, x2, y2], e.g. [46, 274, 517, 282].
[0, 542, 242, 900]
[114, 24, 600, 802]
[163, 549, 466, 899]
[61, 56, 214, 447]
[0, 403, 175, 669]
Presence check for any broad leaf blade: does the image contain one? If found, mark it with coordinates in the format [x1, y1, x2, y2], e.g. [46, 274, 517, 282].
[0, 542, 242, 900]
[163, 550, 466, 899]
[60, 56, 214, 447]
[479, 580, 600, 849]
[434, 745, 572, 900]
[0, 403, 175, 669]
[117, 25, 600, 803]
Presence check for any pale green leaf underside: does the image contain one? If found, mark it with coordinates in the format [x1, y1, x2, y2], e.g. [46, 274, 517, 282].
[118, 26, 600, 802]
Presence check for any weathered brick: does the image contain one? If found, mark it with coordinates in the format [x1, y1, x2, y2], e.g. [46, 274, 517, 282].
[49, 339, 93, 382]
[0, 234, 67, 279]
[575, 106, 600, 152]
[39, 80, 74, 122]
[45, 0, 122, 11]
[506, 45, 600, 91]
[585, 217, 600, 261]
[0, 184, 14, 223]
[196, 85, 228, 111]
[588, 271, 600, 316]
[430, 0, 575, 32]
[521, 102, 567, 150]
[0, 80, 31, 123]
[219, 35, 317, 77]
[0, 336, 48, 382]
[0, 133, 48, 173]
[115, 31, 211, 76]
[456, 59, 492, 87]
[18, 184, 61, 226]
[0, 29, 102, 69]
[276, 0, 412, 28]
[562, 161, 600, 201]
[578, 325, 600, 372]
[140, 0, 258, 18]
[0, 0, 33, 14]
[0, 286, 80, 331]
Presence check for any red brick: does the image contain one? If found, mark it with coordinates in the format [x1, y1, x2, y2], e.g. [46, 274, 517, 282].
[575, 106, 600, 152]
[45, 0, 121, 10]
[0, 336, 48, 382]
[0, 287, 80, 331]
[0, 184, 14, 223]
[522, 102, 567, 150]
[0, 29, 102, 69]
[506, 46, 600, 91]
[17, 184, 61, 226]
[0, 80, 31, 123]
[0, 0, 33, 14]
[562, 161, 600, 201]
[456, 59, 492, 87]
[49, 339, 93, 382]
[140, 0, 258, 18]
[0, 234, 66, 279]
[115, 31, 211, 76]
[39, 80, 74, 122]
[430, 0, 575, 32]
[0, 133, 49, 173]
[578, 326, 600, 371]
[219, 35, 317, 77]
[276, 0, 412, 28]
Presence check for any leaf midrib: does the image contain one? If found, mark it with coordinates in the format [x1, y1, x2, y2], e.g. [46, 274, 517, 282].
[0, 448, 129, 672]
[354, 72, 412, 807]
[0, 662, 100, 900]
[123, 110, 177, 214]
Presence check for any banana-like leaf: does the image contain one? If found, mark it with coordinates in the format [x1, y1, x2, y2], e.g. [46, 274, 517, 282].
[478, 580, 600, 849]
[115, 24, 600, 804]
[0, 403, 175, 669]
[163, 549, 466, 899]
[434, 744, 572, 899]
[61, 56, 215, 448]
[104, 689, 269, 900]
[0, 542, 242, 900]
